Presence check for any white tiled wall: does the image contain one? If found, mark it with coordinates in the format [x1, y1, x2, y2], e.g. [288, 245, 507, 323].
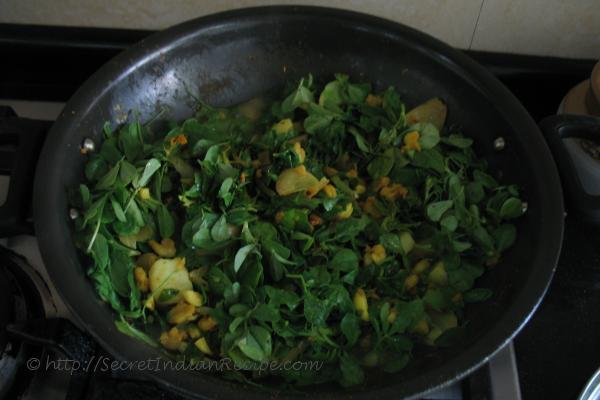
[0, 0, 599, 59]
[472, 0, 600, 59]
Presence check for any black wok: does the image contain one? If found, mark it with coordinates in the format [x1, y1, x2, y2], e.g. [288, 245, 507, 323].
[30, 6, 565, 399]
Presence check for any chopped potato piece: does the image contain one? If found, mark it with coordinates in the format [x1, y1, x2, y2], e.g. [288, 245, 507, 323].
[138, 187, 151, 200]
[119, 224, 153, 249]
[365, 94, 383, 107]
[149, 238, 176, 258]
[275, 166, 319, 196]
[429, 310, 458, 332]
[323, 184, 337, 198]
[380, 183, 408, 201]
[353, 288, 369, 322]
[194, 337, 213, 355]
[404, 274, 419, 290]
[370, 244, 386, 265]
[182, 290, 203, 307]
[425, 327, 443, 346]
[412, 259, 431, 274]
[346, 168, 358, 178]
[361, 196, 382, 219]
[273, 118, 294, 134]
[336, 203, 354, 220]
[364, 244, 386, 266]
[412, 318, 430, 335]
[428, 261, 448, 286]
[144, 296, 155, 311]
[134, 267, 149, 293]
[149, 257, 193, 305]
[425, 310, 458, 346]
[134, 225, 154, 241]
[168, 301, 197, 324]
[198, 316, 218, 332]
[187, 325, 201, 339]
[118, 235, 137, 249]
[373, 177, 391, 192]
[402, 131, 421, 152]
[159, 327, 188, 351]
[406, 98, 447, 130]
[293, 142, 306, 163]
[306, 177, 329, 198]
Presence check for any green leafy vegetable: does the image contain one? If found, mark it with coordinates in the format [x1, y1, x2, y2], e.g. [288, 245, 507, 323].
[69, 74, 524, 389]
[427, 200, 453, 222]
[136, 158, 161, 188]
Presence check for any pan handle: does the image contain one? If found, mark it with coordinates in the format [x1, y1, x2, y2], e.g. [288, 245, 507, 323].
[7, 317, 99, 396]
[539, 114, 600, 224]
[6, 318, 95, 361]
[0, 106, 50, 237]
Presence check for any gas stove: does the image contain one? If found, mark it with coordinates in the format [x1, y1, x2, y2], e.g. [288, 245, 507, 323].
[0, 24, 598, 400]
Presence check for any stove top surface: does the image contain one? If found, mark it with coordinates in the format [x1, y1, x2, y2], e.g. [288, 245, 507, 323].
[0, 23, 598, 400]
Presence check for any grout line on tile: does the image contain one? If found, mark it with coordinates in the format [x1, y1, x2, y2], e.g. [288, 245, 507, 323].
[469, 0, 486, 49]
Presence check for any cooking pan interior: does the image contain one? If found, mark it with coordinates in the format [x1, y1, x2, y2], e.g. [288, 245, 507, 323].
[34, 7, 563, 399]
